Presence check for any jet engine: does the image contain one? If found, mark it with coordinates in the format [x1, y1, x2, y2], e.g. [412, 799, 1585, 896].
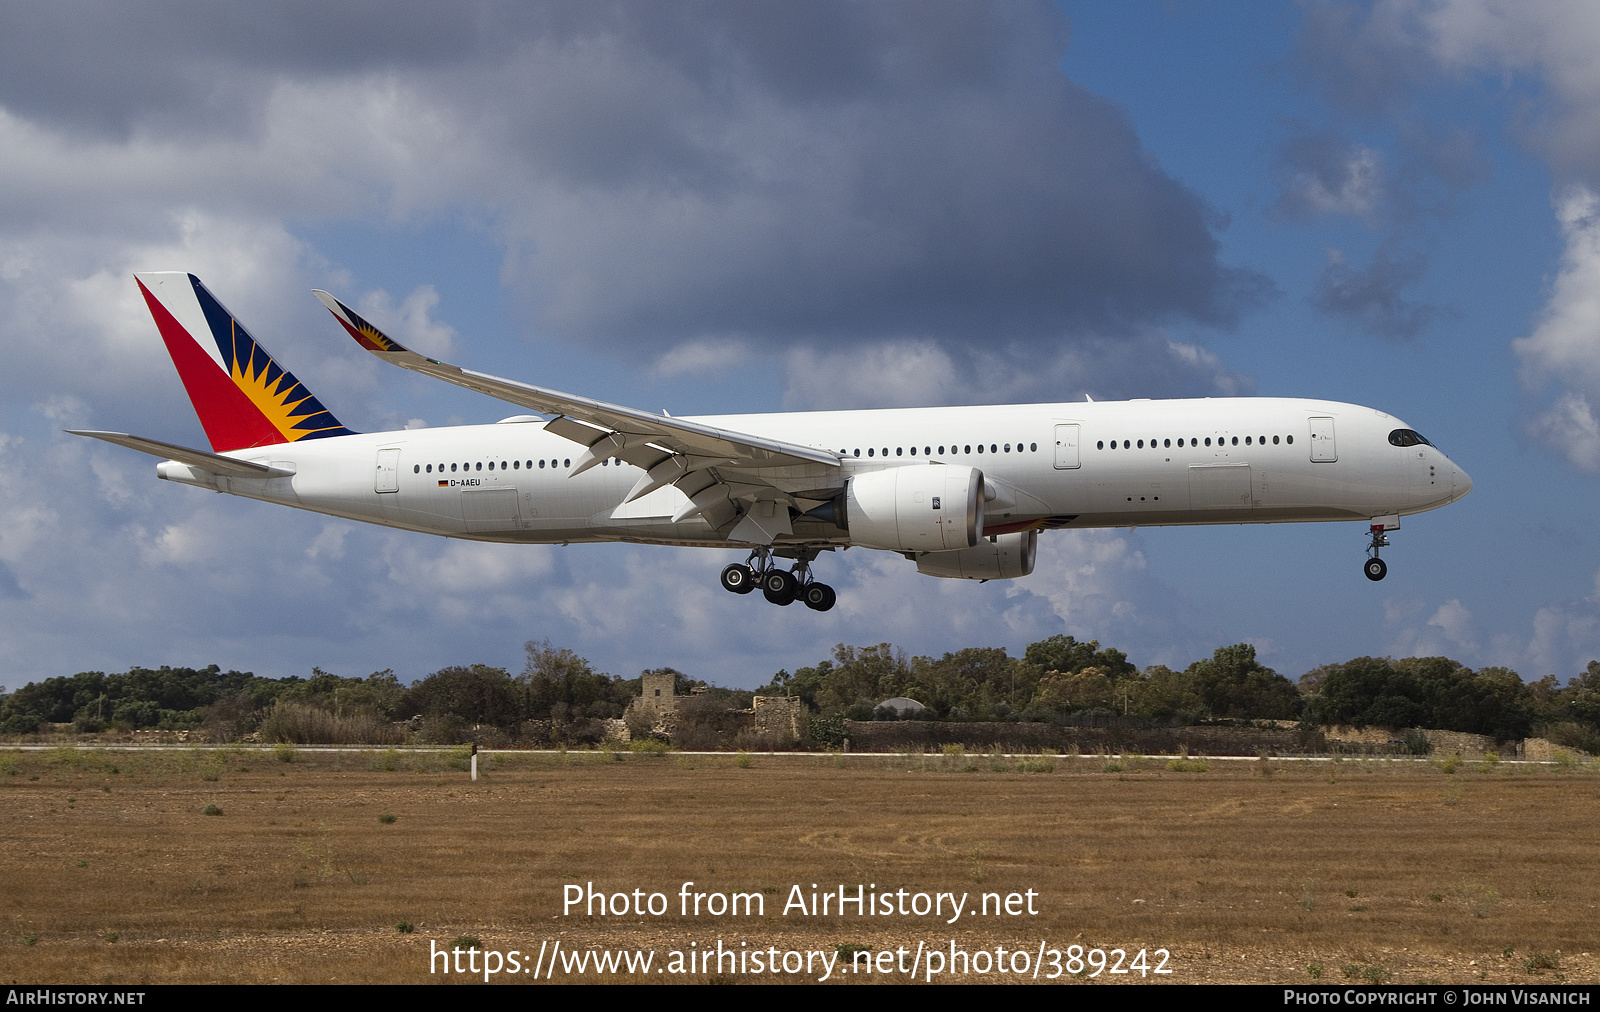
[842, 464, 983, 552]
[915, 530, 1038, 581]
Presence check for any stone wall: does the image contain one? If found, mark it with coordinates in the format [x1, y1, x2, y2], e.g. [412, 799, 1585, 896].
[1521, 737, 1593, 761]
[840, 720, 1329, 756]
[751, 696, 802, 742]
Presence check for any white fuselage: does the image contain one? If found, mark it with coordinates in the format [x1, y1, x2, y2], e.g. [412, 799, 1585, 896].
[155, 396, 1471, 549]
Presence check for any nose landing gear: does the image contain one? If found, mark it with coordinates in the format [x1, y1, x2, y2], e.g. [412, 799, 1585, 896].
[1364, 522, 1391, 582]
[720, 546, 836, 611]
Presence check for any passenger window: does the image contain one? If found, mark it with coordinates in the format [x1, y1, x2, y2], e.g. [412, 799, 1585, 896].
[451, 463, 458, 472]
[1097, 441, 1104, 450]
[1245, 437, 1251, 446]
[1231, 436, 1238, 446]
[539, 460, 545, 468]
[896, 447, 903, 456]
[413, 464, 420, 473]
[1030, 442, 1037, 451]
[868, 448, 875, 456]
[1204, 438, 1211, 447]
[1285, 436, 1293, 445]
[964, 445, 971, 454]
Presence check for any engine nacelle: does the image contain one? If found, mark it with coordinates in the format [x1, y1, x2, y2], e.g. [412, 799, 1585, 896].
[915, 530, 1038, 581]
[844, 464, 983, 552]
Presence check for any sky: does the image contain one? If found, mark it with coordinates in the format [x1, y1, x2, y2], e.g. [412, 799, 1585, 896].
[5, 1, 1600, 691]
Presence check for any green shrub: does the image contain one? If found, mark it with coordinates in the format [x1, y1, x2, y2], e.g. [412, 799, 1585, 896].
[1521, 951, 1560, 973]
[452, 935, 482, 951]
[628, 738, 669, 755]
[273, 743, 296, 764]
[395, 921, 414, 934]
[201, 804, 222, 816]
[378, 813, 397, 824]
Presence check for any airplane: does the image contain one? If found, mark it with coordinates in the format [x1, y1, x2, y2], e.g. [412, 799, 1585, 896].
[71, 273, 1473, 612]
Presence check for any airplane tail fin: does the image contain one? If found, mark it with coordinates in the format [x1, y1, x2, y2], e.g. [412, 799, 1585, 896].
[134, 272, 355, 452]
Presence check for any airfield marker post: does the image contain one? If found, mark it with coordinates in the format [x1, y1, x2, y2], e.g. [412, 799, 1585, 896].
[471, 743, 478, 781]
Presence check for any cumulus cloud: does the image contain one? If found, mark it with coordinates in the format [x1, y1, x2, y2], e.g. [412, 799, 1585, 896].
[1274, 137, 1386, 222]
[1384, 596, 1469, 658]
[1311, 244, 1448, 341]
[356, 286, 456, 359]
[0, 4, 1264, 388]
[783, 334, 1252, 410]
[1515, 187, 1600, 469]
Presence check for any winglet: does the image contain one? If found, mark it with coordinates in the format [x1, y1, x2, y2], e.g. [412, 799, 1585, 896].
[313, 291, 423, 359]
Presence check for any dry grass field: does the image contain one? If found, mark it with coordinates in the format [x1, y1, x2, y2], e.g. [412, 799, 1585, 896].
[0, 745, 1596, 985]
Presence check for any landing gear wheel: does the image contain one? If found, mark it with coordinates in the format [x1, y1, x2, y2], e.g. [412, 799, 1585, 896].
[720, 563, 757, 594]
[761, 569, 798, 606]
[801, 582, 837, 612]
[1364, 557, 1388, 582]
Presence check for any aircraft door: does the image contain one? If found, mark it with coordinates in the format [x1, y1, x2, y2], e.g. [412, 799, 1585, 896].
[375, 448, 400, 493]
[1053, 424, 1081, 469]
[1309, 417, 1337, 462]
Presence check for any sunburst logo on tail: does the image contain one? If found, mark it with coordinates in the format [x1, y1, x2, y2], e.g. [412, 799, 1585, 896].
[188, 282, 354, 443]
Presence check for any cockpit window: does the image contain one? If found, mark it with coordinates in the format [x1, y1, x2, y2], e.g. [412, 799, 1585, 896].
[1388, 428, 1433, 448]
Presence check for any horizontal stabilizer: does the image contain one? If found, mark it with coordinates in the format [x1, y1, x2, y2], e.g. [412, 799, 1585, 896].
[66, 430, 294, 478]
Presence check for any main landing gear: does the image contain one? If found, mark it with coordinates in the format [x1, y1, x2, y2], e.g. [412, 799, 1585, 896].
[1364, 523, 1390, 582]
[720, 546, 836, 611]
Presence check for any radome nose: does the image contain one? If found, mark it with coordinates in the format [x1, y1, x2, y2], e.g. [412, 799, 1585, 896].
[1454, 464, 1472, 500]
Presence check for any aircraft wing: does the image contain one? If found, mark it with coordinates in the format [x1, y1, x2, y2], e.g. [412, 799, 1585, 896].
[67, 430, 294, 478]
[313, 291, 842, 540]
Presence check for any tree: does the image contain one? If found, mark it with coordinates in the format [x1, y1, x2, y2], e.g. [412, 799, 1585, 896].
[520, 639, 632, 720]
[1183, 643, 1300, 720]
[400, 664, 521, 727]
[814, 644, 912, 715]
[1024, 635, 1135, 680]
